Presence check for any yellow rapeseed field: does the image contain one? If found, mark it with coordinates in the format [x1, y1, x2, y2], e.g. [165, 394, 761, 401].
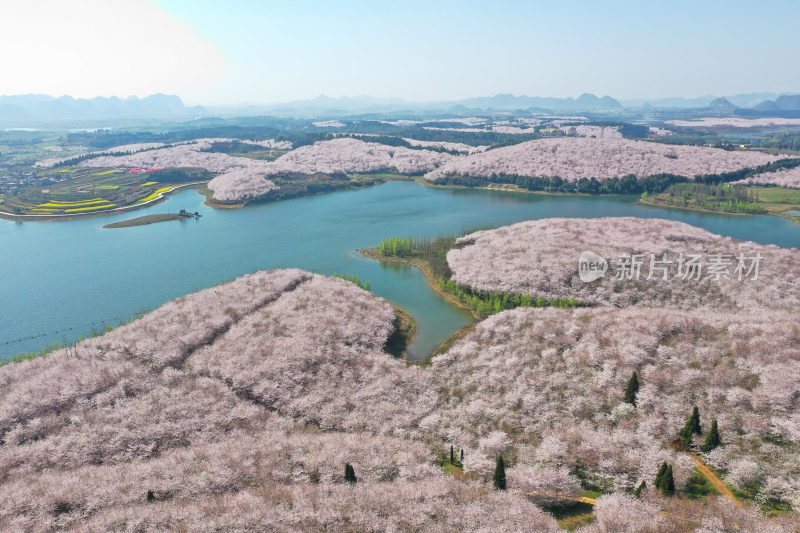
[136, 185, 177, 204]
[64, 204, 116, 213]
[36, 199, 109, 208]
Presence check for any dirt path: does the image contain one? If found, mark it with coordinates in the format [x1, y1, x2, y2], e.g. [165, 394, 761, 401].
[689, 452, 739, 504]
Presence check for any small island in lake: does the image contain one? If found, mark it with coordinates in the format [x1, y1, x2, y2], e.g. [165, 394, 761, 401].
[103, 210, 201, 229]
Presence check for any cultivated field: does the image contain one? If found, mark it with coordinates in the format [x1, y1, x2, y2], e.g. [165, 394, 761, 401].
[0, 167, 206, 218]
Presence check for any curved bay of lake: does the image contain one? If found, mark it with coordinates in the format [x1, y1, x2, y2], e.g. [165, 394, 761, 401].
[2, 181, 799, 361]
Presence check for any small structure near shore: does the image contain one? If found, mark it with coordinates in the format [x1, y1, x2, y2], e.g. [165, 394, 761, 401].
[104, 210, 201, 229]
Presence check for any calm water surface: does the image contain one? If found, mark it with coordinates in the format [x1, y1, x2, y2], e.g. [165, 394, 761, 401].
[2, 181, 799, 360]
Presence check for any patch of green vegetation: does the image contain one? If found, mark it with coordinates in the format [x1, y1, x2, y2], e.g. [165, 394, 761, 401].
[375, 234, 578, 318]
[438, 278, 577, 317]
[753, 185, 800, 204]
[540, 501, 595, 531]
[443, 462, 463, 475]
[435, 448, 464, 475]
[683, 468, 720, 499]
[377, 236, 455, 279]
[0, 342, 65, 367]
[557, 512, 596, 531]
[644, 183, 800, 220]
[644, 182, 767, 214]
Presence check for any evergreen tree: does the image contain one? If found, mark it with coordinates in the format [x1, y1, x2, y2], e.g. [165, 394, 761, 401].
[662, 465, 675, 495]
[679, 423, 694, 446]
[493, 456, 507, 490]
[344, 463, 357, 484]
[624, 371, 640, 405]
[634, 480, 646, 498]
[687, 406, 702, 435]
[680, 406, 703, 444]
[702, 419, 721, 452]
[655, 463, 675, 495]
[654, 462, 668, 488]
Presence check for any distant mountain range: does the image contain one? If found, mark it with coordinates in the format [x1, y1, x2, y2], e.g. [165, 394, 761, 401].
[753, 94, 800, 112]
[449, 93, 622, 112]
[209, 93, 624, 117]
[0, 94, 205, 123]
[2, 91, 800, 125]
[218, 91, 800, 117]
[621, 92, 788, 109]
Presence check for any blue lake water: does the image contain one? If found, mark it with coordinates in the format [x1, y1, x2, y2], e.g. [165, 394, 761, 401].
[2, 181, 799, 361]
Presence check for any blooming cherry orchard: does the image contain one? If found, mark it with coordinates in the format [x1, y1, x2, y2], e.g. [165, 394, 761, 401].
[402, 137, 489, 154]
[78, 138, 265, 173]
[429, 305, 800, 507]
[207, 167, 278, 202]
[264, 138, 457, 176]
[735, 165, 800, 188]
[1, 270, 552, 531]
[424, 137, 780, 182]
[2, 217, 800, 529]
[559, 125, 622, 138]
[448, 217, 800, 310]
[35, 142, 170, 167]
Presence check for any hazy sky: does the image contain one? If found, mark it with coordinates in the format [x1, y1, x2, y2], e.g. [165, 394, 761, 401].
[2, 0, 799, 105]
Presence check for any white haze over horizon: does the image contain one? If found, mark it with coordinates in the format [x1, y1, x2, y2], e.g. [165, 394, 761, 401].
[1, 0, 799, 106]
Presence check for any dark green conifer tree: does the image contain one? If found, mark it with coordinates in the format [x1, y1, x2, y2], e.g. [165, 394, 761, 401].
[702, 419, 721, 452]
[493, 456, 507, 490]
[655, 462, 668, 488]
[687, 406, 702, 435]
[662, 465, 675, 495]
[624, 371, 640, 406]
[634, 480, 646, 498]
[680, 406, 703, 444]
[344, 463, 357, 484]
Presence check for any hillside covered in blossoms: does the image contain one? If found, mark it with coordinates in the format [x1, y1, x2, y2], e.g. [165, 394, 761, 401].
[447, 217, 800, 309]
[2, 216, 800, 531]
[424, 137, 780, 182]
[735, 165, 800, 189]
[19, 125, 800, 213]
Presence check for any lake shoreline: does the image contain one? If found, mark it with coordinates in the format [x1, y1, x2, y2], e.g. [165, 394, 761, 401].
[386, 304, 419, 362]
[201, 173, 418, 210]
[5, 180, 799, 360]
[360, 246, 479, 362]
[640, 196, 800, 223]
